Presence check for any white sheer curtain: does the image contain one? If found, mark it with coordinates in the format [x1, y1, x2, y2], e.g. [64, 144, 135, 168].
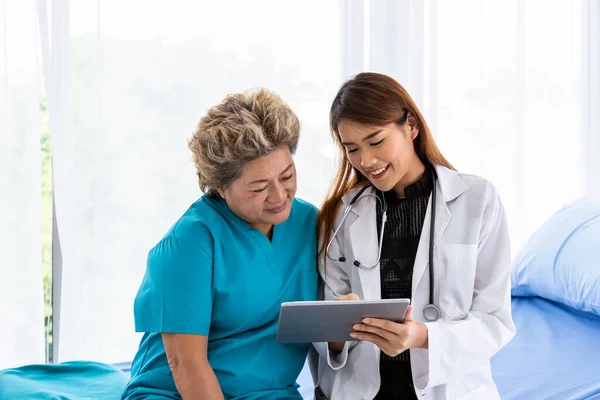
[0, 0, 45, 369]
[33, 0, 600, 366]
[37, 0, 77, 363]
[437, 0, 584, 252]
[362, 0, 588, 253]
[582, 0, 600, 198]
[44, 0, 340, 363]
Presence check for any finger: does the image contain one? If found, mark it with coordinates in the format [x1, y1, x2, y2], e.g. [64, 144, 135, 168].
[349, 332, 395, 356]
[404, 305, 413, 322]
[338, 293, 360, 301]
[353, 323, 397, 341]
[361, 318, 401, 334]
[350, 331, 387, 346]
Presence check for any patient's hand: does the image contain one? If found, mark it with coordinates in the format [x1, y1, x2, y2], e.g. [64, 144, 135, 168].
[328, 293, 360, 353]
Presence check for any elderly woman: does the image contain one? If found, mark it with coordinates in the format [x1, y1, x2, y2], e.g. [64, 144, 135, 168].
[122, 89, 318, 400]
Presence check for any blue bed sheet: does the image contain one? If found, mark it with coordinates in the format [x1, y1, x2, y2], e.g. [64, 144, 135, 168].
[0, 360, 129, 400]
[491, 297, 600, 400]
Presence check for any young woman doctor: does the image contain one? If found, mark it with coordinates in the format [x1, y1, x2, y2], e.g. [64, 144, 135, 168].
[312, 73, 516, 400]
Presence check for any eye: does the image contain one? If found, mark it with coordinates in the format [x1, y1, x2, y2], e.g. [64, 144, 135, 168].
[347, 148, 358, 154]
[370, 139, 384, 146]
[252, 187, 267, 193]
[282, 174, 293, 181]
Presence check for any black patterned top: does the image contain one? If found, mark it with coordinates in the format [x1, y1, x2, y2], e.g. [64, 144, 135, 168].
[374, 169, 433, 400]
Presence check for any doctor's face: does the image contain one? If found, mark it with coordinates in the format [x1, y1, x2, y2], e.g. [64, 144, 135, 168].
[338, 115, 423, 196]
[219, 146, 297, 236]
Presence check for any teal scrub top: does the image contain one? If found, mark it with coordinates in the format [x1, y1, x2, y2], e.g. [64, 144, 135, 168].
[122, 195, 318, 400]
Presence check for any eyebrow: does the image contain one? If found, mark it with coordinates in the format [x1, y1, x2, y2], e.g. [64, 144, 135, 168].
[248, 163, 294, 185]
[341, 130, 383, 146]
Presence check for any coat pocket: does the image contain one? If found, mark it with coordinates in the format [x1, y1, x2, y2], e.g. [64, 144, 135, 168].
[437, 244, 477, 319]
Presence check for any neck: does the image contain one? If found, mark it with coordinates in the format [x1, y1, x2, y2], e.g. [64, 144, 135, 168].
[393, 157, 426, 198]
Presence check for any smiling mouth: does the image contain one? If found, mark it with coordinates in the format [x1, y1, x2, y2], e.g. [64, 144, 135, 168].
[367, 165, 389, 179]
[266, 202, 287, 213]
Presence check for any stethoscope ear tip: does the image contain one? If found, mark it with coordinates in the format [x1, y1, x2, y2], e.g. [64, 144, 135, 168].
[339, 257, 346, 262]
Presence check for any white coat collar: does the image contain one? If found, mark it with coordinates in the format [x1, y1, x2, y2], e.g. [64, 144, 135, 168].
[341, 164, 467, 300]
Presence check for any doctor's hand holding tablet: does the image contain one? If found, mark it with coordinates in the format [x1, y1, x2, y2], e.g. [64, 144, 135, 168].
[279, 293, 429, 357]
[347, 299, 429, 357]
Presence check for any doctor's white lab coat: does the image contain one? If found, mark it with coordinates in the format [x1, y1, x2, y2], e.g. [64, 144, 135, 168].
[311, 164, 516, 400]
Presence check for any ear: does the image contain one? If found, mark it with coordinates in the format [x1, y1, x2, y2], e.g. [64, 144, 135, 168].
[411, 128, 419, 141]
[406, 113, 419, 140]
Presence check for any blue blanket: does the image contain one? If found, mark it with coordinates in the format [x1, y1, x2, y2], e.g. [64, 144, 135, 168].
[0, 361, 128, 400]
[491, 297, 600, 400]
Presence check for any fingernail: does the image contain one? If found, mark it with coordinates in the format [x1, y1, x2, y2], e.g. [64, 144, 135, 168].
[353, 324, 360, 330]
[350, 333, 357, 338]
[363, 319, 370, 324]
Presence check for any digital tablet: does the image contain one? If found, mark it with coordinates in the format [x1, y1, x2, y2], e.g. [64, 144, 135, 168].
[276, 299, 410, 343]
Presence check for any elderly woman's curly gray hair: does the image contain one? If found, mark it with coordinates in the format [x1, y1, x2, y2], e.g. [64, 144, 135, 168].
[189, 88, 300, 195]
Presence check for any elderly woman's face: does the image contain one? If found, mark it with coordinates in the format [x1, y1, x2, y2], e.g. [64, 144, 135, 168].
[219, 146, 297, 236]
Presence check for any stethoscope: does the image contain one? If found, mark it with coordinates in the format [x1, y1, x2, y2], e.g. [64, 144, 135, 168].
[325, 169, 441, 322]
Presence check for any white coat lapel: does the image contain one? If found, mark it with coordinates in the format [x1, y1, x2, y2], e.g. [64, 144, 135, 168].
[411, 187, 451, 295]
[412, 165, 467, 292]
[346, 187, 381, 300]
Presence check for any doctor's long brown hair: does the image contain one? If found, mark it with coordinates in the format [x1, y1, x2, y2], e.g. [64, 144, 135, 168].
[318, 72, 455, 261]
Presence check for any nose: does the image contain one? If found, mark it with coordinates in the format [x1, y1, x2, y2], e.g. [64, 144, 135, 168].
[360, 148, 377, 169]
[268, 182, 286, 204]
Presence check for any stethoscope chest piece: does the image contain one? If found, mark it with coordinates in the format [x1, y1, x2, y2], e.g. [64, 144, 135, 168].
[423, 303, 440, 322]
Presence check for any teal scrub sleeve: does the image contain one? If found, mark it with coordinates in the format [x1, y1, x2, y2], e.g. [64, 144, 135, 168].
[134, 234, 213, 335]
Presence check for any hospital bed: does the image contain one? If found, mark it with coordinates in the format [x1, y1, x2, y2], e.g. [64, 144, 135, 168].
[492, 197, 600, 399]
